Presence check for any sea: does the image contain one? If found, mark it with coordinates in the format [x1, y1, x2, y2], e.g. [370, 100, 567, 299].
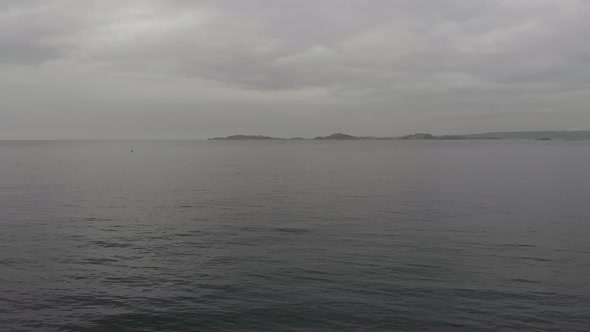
[1, 140, 589, 331]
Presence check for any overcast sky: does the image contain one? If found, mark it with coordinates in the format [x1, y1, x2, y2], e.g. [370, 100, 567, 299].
[1, 0, 589, 139]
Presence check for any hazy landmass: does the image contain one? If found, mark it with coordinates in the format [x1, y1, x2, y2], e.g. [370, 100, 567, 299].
[314, 133, 378, 140]
[462, 131, 590, 140]
[209, 135, 278, 140]
[209, 131, 590, 141]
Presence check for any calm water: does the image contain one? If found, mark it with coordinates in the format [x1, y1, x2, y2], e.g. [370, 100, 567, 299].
[1, 140, 589, 331]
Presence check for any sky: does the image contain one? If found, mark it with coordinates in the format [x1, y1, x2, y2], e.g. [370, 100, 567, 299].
[1, 0, 589, 139]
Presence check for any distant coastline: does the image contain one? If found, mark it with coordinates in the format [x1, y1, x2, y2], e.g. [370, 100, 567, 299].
[208, 131, 590, 141]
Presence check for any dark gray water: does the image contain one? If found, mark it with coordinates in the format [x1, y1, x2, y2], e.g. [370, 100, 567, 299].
[1, 140, 590, 331]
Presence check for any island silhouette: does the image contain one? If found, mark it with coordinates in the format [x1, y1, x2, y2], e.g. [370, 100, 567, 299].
[209, 130, 590, 141]
[209, 131, 590, 140]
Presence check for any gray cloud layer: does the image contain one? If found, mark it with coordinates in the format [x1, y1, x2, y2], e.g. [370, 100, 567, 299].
[1, 0, 589, 138]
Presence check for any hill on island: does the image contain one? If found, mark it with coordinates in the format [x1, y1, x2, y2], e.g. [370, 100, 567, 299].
[314, 133, 361, 140]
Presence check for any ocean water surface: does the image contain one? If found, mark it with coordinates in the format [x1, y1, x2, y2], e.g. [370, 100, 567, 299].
[1, 140, 589, 331]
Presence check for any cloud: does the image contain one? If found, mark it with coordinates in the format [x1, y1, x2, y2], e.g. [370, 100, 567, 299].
[1, 0, 589, 138]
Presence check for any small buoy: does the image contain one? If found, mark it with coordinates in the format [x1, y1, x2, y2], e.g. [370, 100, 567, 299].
[131, 150, 134, 153]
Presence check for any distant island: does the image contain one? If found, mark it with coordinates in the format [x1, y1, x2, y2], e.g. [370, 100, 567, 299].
[209, 133, 392, 140]
[313, 133, 386, 140]
[209, 135, 277, 140]
[209, 131, 590, 141]
[462, 131, 590, 140]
